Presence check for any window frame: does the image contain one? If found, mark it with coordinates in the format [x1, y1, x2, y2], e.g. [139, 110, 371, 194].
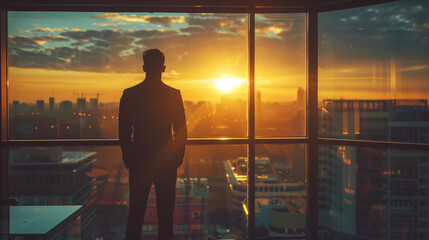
[1, 1, 428, 240]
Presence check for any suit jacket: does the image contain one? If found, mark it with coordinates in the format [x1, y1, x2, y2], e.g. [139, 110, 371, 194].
[119, 80, 187, 170]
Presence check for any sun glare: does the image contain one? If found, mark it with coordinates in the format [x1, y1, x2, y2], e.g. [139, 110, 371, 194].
[215, 77, 243, 93]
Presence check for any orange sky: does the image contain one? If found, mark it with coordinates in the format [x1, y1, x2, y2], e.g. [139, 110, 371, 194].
[7, 10, 428, 104]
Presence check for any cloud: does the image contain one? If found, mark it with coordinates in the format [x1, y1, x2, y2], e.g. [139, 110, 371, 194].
[186, 15, 247, 34]
[180, 27, 206, 34]
[94, 23, 122, 27]
[132, 29, 178, 39]
[319, 0, 429, 67]
[34, 27, 63, 32]
[9, 35, 40, 49]
[399, 64, 429, 72]
[8, 1, 426, 86]
[33, 35, 69, 44]
[61, 29, 120, 40]
[93, 13, 185, 27]
[256, 20, 292, 35]
[9, 35, 68, 48]
[8, 27, 250, 77]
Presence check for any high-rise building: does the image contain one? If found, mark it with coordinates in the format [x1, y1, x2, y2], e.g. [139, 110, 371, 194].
[49, 97, 55, 111]
[12, 101, 19, 114]
[297, 87, 305, 110]
[60, 100, 73, 116]
[318, 99, 429, 239]
[36, 100, 44, 113]
[10, 147, 98, 240]
[77, 98, 86, 112]
[225, 156, 306, 238]
[89, 98, 98, 109]
[293, 87, 306, 181]
[256, 90, 262, 125]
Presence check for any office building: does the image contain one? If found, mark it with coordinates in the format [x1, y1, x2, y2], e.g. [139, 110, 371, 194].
[319, 99, 429, 239]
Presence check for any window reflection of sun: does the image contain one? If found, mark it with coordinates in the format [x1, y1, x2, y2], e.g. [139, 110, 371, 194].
[215, 77, 244, 93]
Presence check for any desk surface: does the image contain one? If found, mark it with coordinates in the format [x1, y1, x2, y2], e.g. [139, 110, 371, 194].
[4, 205, 82, 235]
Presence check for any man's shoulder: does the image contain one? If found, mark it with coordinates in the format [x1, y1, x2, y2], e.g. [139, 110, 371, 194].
[122, 83, 143, 96]
[122, 82, 180, 97]
[161, 83, 181, 95]
[125, 83, 142, 92]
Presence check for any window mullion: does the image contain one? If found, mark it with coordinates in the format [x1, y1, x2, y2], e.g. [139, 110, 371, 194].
[1, 10, 9, 201]
[248, 7, 256, 240]
[307, 8, 319, 240]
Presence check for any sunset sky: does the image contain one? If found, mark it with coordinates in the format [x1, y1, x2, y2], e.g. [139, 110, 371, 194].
[7, 0, 428, 104]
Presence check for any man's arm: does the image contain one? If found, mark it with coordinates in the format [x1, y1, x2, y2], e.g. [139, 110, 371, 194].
[172, 90, 187, 167]
[119, 89, 133, 169]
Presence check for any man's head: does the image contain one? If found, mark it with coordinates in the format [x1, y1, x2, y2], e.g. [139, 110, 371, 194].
[142, 49, 166, 74]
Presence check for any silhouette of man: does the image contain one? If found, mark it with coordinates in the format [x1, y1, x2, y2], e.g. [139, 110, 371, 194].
[119, 49, 187, 240]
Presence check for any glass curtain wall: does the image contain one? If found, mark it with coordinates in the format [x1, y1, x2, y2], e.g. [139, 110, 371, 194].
[318, 0, 429, 239]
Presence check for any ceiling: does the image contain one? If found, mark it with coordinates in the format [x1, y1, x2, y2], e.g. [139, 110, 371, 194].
[1, 0, 398, 12]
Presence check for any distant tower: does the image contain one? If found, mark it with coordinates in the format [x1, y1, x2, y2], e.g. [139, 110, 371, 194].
[13, 101, 20, 114]
[297, 87, 305, 109]
[256, 91, 262, 126]
[36, 100, 45, 113]
[77, 98, 86, 112]
[293, 87, 306, 181]
[60, 101, 73, 116]
[296, 87, 305, 136]
[89, 98, 98, 109]
[49, 97, 55, 111]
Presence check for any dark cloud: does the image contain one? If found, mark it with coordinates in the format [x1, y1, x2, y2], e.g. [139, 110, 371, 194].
[9, 47, 71, 69]
[179, 27, 206, 34]
[144, 16, 185, 27]
[34, 35, 69, 42]
[9, 36, 41, 49]
[131, 30, 178, 39]
[9, 29, 173, 73]
[61, 29, 120, 41]
[187, 15, 246, 34]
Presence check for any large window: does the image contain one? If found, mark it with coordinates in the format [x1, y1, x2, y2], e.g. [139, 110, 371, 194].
[1, 0, 428, 240]
[319, 0, 429, 143]
[318, 0, 429, 239]
[255, 14, 306, 137]
[8, 12, 248, 139]
[4, 10, 307, 240]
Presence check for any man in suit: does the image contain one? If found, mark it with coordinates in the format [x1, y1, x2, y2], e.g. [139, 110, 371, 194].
[119, 49, 187, 240]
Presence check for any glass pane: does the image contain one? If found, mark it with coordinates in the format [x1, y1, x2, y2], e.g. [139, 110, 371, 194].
[8, 12, 248, 139]
[319, 0, 429, 143]
[318, 145, 429, 239]
[255, 14, 306, 137]
[253, 144, 306, 238]
[9, 144, 247, 239]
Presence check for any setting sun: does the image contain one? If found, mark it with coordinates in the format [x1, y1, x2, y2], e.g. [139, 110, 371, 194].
[215, 77, 244, 93]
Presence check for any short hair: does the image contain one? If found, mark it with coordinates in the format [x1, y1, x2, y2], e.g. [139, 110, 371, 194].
[143, 49, 165, 66]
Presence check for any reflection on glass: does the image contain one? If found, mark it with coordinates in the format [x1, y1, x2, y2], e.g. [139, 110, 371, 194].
[318, 144, 429, 239]
[9, 144, 247, 239]
[254, 144, 306, 239]
[255, 14, 306, 137]
[8, 12, 248, 139]
[319, 0, 429, 143]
